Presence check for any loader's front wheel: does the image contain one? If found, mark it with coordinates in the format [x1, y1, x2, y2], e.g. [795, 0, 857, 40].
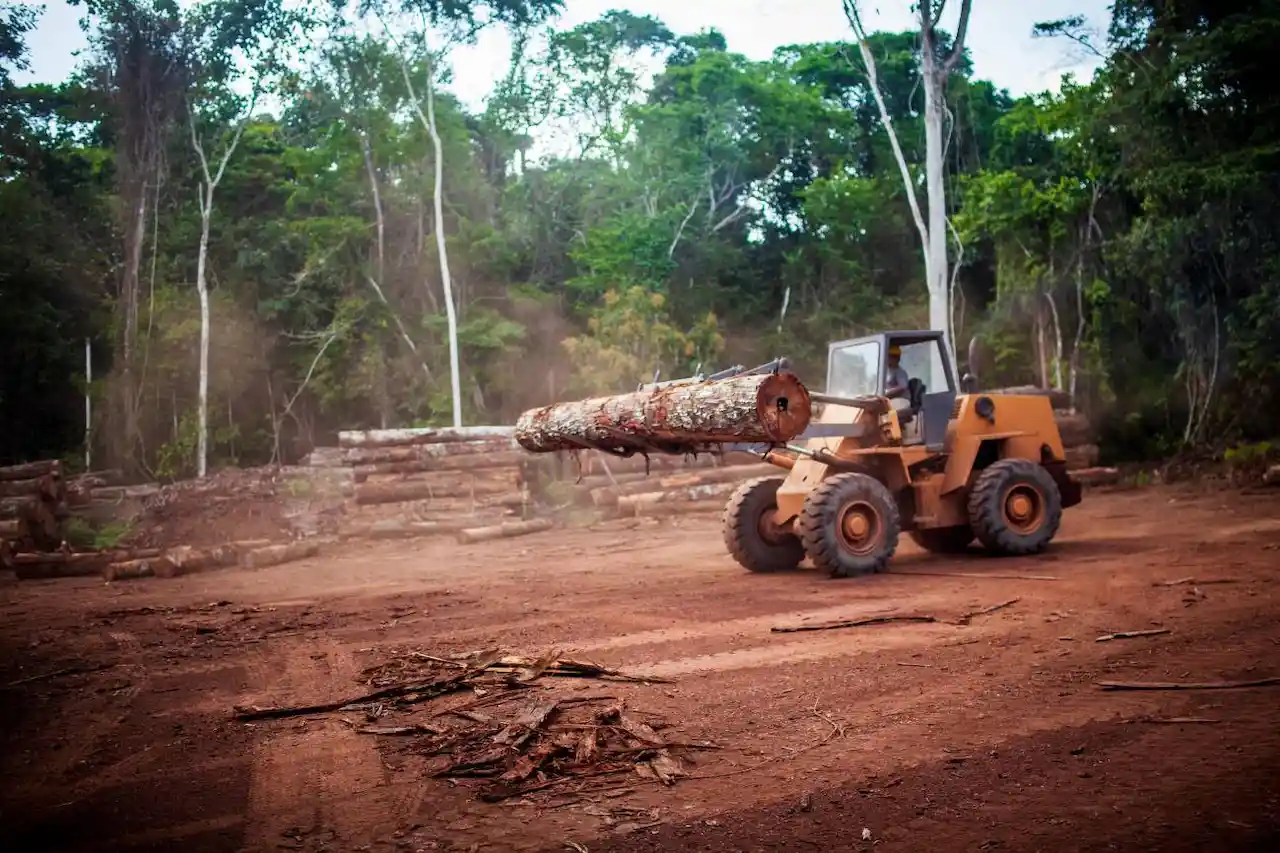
[723, 476, 805, 573]
[798, 472, 900, 577]
[968, 459, 1063, 556]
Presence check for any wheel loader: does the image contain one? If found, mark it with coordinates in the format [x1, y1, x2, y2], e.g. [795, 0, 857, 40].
[720, 330, 1082, 577]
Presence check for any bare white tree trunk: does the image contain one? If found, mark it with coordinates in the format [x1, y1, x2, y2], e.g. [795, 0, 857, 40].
[844, 0, 971, 363]
[424, 59, 463, 429]
[389, 36, 463, 428]
[189, 96, 257, 478]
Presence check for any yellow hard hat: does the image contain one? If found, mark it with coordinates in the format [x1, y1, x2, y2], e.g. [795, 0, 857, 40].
[887, 345, 902, 357]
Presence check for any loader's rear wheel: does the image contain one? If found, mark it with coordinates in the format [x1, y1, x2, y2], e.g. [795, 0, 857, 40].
[909, 525, 975, 554]
[968, 459, 1063, 556]
[798, 472, 900, 577]
[722, 476, 804, 573]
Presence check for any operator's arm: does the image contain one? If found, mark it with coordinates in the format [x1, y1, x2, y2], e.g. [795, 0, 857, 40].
[885, 367, 908, 398]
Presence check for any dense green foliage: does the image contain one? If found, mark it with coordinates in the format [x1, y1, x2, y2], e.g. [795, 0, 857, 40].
[1, 0, 1276, 474]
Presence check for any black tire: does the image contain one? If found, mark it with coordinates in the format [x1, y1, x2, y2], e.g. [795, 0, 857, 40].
[722, 476, 805, 573]
[967, 459, 1063, 556]
[909, 525, 975, 554]
[797, 472, 901, 577]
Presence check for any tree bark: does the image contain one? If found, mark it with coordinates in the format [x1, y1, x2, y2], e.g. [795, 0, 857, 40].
[351, 453, 521, 482]
[343, 437, 515, 466]
[0, 460, 62, 481]
[337, 425, 514, 449]
[456, 518, 552, 545]
[102, 556, 178, 582]
[354, 478, 514, 506]
[616, 482, 738, 516]
[515, 372, 811, 455]
[1063, 444, 1100, 471]
[0, 475, 59, 500]
[240, 541, 320, 570]
[590, 463, 779, 507]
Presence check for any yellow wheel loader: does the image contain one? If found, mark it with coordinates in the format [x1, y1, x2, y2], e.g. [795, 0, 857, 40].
[721, 330, 1081, 577]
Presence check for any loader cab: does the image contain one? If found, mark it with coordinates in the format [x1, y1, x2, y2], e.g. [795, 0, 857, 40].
[826, 331, 958, 449]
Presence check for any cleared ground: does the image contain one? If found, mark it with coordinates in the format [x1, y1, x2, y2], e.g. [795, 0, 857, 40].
[1, 483, 1279, 852]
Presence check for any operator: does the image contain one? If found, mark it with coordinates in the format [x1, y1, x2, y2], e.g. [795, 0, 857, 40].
[885, 344, 910, 401]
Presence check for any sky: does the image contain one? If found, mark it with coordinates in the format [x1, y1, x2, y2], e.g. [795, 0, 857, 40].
[13, 0, 1113, 110]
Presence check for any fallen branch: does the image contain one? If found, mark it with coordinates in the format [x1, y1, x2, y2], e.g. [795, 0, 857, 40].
[1156, 577, 1237, 586]
[771, 615, 936, 634]
[1134, 716, 1220, 724]
[956, 598, 1020, 625]
[1098, 677, 1280, 692]
[1095, 629, 1171, 642]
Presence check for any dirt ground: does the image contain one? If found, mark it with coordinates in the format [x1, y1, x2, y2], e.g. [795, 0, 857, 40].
[2, 483, 1279, 853]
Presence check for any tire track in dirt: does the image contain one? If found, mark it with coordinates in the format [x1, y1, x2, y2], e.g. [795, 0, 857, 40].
[239, 640, 420, 851]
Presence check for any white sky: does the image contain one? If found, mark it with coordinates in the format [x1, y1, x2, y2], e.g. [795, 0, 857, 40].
[13, 0, 1110, 108]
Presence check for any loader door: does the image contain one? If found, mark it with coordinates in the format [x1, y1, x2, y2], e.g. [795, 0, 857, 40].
[888, 335, 957, 450]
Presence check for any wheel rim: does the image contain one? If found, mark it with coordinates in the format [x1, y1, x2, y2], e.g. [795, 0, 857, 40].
[836, 500, 882, 555]
[756, 506, 787, 545]
[1002, 484, 1046, 535]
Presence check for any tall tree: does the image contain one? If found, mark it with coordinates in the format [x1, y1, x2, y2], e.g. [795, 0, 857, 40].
[843, 0, 972, 357]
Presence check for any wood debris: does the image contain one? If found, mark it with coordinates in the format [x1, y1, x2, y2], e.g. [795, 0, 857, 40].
[956, 598, 1021, 625]
[229, 647, 695, 802]
[770, 614, 936, 634]
[1097, 677, 1280, 691]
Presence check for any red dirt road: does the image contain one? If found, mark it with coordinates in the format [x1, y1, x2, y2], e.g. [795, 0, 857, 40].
[2, 484, 1279, 852]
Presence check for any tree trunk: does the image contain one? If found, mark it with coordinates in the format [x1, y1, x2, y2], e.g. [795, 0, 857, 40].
[0, 460, 62, 481]
[616, 482, 738, 516]
[196, 205, 212, 478]
[342, 437, 515, 465]
[921, 53, 951, 351]
[515, 372, 812, 455]
[354, 478, 514, 506]
[456, 518, 552, 545]
[337, 425, 513, 449]
[240, 541, 320, 570]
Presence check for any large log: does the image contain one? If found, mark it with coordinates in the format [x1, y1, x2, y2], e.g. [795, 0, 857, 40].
[353, 477, 514, 506]
[1070, 467, 1122, 487]
[0, 517, 24, 540]
[515, 372, 812, 455]
[14, 548, 162, 580]
[103, 557, 176, 582]
[589, 462, 779, 507]
[1053, 411, 1094, 447]
[341, 517, 498, 541]
[456, 518, 553, 545]
[1064, 443, 1100, 471]
[616, 482, 739, 516]
[343, 437, 516, 466]
[338, 425, 515, 450]
[1265, 464, 1280, 486]
[240, 540, 320, 569]
[0, 474, 59, 500]
[632, 498, 731, 519]
[988, 386, 1072, 410]
[0, 459, 61, 482]
[349, 451, 525, 479]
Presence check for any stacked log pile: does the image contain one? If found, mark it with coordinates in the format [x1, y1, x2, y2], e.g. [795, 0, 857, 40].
[333, 426, 533, 543]
[0, 460, 67, 553]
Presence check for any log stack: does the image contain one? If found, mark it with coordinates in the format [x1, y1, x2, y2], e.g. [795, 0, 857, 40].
[333, 426, 532, 541]
[0, 459, 67, 554]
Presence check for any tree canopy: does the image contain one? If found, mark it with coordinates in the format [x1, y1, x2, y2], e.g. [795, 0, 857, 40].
[2, 0, 1276, 475]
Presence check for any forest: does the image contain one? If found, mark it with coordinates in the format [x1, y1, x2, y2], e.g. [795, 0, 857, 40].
[0, 0, 1276, 478]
